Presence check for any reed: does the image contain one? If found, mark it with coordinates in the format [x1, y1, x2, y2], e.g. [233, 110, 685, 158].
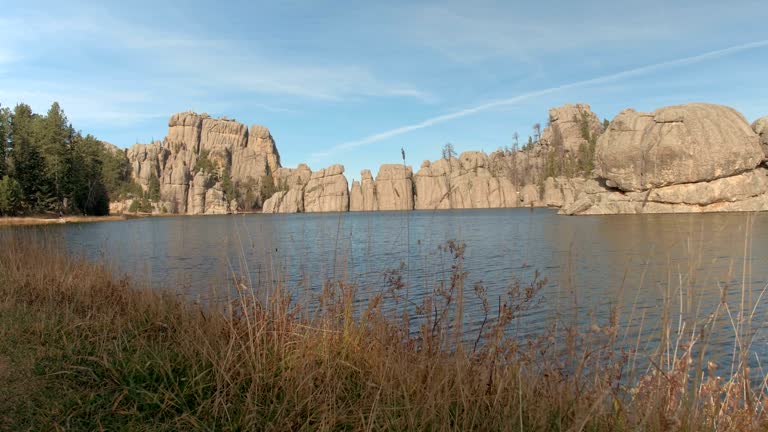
[0, 232, 765, 431]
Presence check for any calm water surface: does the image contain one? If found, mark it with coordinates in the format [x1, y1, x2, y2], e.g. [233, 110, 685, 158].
[11, 208, 768, 370]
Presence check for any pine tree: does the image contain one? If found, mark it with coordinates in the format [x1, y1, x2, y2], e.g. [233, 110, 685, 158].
[41, 102, 71, 213]
[101, 147, 130, 198]
[0, 105, 9, 179]
[10, 104, 48, 212]
[0, 175, 23, 216]
[147, 172, 161, 202]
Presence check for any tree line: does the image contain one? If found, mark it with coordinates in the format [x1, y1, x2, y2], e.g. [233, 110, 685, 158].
[0, 101, 132, 216]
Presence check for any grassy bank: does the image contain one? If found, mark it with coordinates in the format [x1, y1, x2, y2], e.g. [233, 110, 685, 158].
[0, 236, 765, 431]
[0, 215, 139, 227]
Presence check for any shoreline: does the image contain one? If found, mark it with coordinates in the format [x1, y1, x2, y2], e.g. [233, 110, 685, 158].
[0, 214, 143, 227]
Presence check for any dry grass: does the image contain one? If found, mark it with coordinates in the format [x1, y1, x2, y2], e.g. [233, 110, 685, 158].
[0, 215, 136, 227]
[0, 234, 766, 431]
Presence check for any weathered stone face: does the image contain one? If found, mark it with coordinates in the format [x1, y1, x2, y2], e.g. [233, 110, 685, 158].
[561, 169, 768, 215]
[125, 111, 283, 214]
[200, 117, 247, 168]
[596, 103, 763, 192]
[166, 112, 204, 160]
[519, 184, 540, 207]
[414, 160, 452, 210]
[350, 170, 378, 211]
[753, 116, 768, 159]
[541, 103, 603, 154]
[303, 165, 349, 213]
[375, 165, 413, 211]
[413, 153, 522, 210]
[126, 142, 168, 192]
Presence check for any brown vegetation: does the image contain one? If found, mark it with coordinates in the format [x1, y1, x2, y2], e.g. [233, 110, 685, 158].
[0, 235, 766, 430]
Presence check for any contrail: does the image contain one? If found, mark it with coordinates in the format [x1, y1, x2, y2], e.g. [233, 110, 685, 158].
[312, 39, 768, 159]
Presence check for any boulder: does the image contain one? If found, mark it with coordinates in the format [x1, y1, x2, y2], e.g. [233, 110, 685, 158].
[262, 189, 304, 214]
[596, 103, 762, 192]
[561, 169, 768, 215]
[519, 184, 540, 206]
[753, 116, 768, 159]
[375, 165, 413, 211]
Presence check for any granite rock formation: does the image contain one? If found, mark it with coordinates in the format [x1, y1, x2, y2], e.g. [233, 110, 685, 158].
[349, 170, 378, 211]
[122, 112, 281, 215]
[262, 164, 349, 213]
[540, 104, 603, 153]
[563, 103, 767, 215]
[753, 116, 768, 159]
[595, 104, 762, 192]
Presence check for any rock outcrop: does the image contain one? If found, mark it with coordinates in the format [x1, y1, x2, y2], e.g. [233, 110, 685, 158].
[303, 164, 349, 213]
[122, 111, 283, 215]
[541, 104, 603, 153]
[349, 170, 378, 211]
[595, 104, 762, 192]
[374, 165, 414, 211]
[753, 116, 768, 159]
[126, 142, 168, 192]
[413, 152, 521, 210]
[563, 103, 767, 215]
[263, 164, 349, 213]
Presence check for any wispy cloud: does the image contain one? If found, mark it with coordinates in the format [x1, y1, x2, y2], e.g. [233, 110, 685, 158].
[398, 1, 766, 63]
[0, 12, 429, 103]
[312, 39, 768, 159]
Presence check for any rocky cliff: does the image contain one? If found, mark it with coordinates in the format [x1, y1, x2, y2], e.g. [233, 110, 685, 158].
[262, 164, 349, 213]
[562, 103, 767, 215]
[116, 103, 768, 217]
[121, 112, 281, 214]
[263, 104, 608, 214]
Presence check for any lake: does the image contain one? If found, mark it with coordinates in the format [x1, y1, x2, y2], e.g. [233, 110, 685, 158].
[9, 208, 768, 372]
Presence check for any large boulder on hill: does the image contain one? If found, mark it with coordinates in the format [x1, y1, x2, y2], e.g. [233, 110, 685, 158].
[541, 104, 603, 153]
[753, 116, 768, 159]
[375, 165, 414, 211]
[303, 164, 349, 212]
[596, 103, 763, 192]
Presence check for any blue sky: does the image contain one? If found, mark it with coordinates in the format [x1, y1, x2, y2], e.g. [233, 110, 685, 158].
[1, 0, 767, 179]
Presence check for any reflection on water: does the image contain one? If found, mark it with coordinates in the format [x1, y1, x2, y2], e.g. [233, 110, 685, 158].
[10, 208, 768, 372]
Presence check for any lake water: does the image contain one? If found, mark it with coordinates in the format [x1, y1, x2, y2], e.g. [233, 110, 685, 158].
[9, 208, 768, 371]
